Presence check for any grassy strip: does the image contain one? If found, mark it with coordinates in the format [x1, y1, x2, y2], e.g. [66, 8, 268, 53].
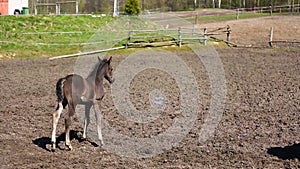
[0, 15, 113, 58]
[186, 12, 276, 23]
[0, 12, 280, 59]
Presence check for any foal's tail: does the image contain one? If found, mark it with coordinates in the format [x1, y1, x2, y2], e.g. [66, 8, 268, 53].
[56, 78, 66, 107]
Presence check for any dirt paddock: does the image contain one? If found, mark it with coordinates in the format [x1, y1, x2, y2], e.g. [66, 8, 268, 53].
[0, 16, 299, 168]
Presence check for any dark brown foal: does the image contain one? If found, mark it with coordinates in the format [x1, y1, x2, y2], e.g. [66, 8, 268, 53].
[51, 56, 114, 151]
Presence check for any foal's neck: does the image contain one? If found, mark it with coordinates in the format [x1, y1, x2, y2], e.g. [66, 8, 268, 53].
[86, 74, 104, 85]
[86, 61, 107, 88]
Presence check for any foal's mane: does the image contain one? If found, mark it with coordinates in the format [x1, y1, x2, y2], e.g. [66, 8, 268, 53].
[87, 58, 109, 79]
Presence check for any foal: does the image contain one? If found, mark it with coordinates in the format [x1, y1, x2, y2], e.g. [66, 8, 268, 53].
[51, 56, 114, 151]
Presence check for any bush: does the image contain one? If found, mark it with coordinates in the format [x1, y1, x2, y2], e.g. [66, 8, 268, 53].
[124, 0, 141, 15]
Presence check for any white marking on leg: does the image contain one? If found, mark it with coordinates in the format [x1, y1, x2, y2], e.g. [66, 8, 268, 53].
[51, 102, 63, 150]
[94, 105, 103, 146]
[65, 117, 72, 150]
[83, 104, 91, 139]
[83, 118, 88, 139]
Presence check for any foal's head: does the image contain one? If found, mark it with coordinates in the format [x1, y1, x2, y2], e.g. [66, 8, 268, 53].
[94, 56, 114, 100]
[97, 56, 114, 84]
[103, 56, 114, 84]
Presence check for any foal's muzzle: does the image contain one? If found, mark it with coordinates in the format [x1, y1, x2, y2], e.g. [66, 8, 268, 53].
[108, 78, 115, 84]
[105, 76, 114, 84]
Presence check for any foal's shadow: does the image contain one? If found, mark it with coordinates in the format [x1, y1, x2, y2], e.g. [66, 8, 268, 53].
[267, 143, 300, 160]
[32, 130, 98, 152]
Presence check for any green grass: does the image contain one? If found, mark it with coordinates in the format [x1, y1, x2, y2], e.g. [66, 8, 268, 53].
[186, 12, 277, 23]
[0, 15, 113, 58]
[0, 15, 168, 59]
[0, 12, 281, 59]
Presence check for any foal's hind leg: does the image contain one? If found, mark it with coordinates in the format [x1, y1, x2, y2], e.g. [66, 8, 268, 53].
[65, 102, 75, 150]
[65, 115, 72, 150]
[51, 102, 63, 151]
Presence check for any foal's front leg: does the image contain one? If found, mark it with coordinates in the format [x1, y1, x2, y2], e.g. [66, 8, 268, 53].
[93, 105, 103, 146]
[83, 103, 92, 139]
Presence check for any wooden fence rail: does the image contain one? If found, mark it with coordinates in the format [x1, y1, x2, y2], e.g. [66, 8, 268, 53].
[269, 27, 300, 48]
[34, 1, 78, 15]
[126, 26, 231, 48]
[236, 4, 300, 19]
[49, 26, 231, 60]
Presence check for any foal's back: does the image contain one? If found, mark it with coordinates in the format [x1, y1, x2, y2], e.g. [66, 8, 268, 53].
[56, 74, 87, 109]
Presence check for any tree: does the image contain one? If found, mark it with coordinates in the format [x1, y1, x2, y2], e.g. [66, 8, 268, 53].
[124, 0, 141, 15]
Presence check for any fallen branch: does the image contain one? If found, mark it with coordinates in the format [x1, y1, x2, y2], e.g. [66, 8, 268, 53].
[49, 46, 125, 60]
[271, 40, 300, 43]
[209, 36, 238, 47]
[127, 41, 177, 48]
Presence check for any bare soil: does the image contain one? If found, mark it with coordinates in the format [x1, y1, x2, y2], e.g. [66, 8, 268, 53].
[201, 15, 300, 47]
[0, 16, 299, 168]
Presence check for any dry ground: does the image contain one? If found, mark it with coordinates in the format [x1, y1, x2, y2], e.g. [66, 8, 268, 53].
[201, 15, 300, 47]
[0, 16, 299, 168]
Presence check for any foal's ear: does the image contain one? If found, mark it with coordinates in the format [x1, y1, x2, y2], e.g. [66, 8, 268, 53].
[108, 56, 112, 64]
[97, 56, 102, 62]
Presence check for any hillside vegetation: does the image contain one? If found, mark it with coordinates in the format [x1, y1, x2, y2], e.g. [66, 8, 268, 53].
[0, 11, 285, 59]
[0, 15, 113, 58]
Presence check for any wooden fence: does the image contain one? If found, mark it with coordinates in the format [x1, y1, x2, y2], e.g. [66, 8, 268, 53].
[34, 1, 78, 15]
[269, 27, 300, 48]
[49, 26, 231, 60]
[125, 26, 231, 48]
[236, 4, 300, 19]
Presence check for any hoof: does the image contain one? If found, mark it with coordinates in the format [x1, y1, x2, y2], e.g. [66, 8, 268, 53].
[66, 144, 73, 151]
[99, 140, 104, 146]
[80, 137, 87, 142]
[51, 142, 56, 152]
[80, 96, 88, 102]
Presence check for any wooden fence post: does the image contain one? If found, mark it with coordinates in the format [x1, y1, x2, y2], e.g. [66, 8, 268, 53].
[192, 25, 196, 36]
[56, 3, 58, 15]
[203, 27, 207, 46]
[270, 5, 272, 16]
[126, 31, 132, 48]
[236, 8, 239, 20]
[226, 25, 231, 43]
[56, 3, 61, 15]
[75, 1, 79, 14]
[269, 27, 273, 47]
[193, 13, 198, 35]
[34, 4, 37, 15]
[178, 27, 182, 47]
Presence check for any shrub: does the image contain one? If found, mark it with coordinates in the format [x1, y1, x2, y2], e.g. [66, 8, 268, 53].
[124, 0, 141, 15]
